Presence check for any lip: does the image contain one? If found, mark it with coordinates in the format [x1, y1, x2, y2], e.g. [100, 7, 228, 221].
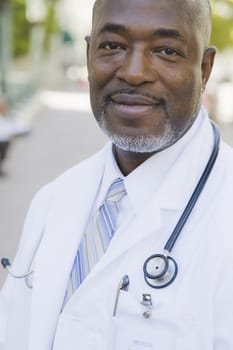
[108, 93, 161, 117]
[110, 93, 159, 106]
[109, 102, 154, 115]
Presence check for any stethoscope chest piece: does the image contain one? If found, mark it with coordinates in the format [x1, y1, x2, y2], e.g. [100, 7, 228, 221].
[143, 254, 178, 289]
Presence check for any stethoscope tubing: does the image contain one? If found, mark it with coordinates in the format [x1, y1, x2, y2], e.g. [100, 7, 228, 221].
[164, 122, 220, 252]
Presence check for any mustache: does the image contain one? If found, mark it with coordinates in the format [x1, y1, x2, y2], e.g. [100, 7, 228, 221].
[102, 88, 166, 108]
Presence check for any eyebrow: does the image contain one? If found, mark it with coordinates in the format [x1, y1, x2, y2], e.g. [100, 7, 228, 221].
[98, 23, 127, 35]
[98, 23, 185, 42]
[153, 28, 185, 42]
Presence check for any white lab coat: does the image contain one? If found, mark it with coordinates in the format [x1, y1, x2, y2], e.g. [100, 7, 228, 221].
[1, 115, 233, 350]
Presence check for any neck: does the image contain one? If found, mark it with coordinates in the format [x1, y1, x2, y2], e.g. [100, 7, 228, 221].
[114, 146, 155, 176]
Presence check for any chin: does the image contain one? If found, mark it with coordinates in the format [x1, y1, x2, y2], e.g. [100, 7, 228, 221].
[102, 122, 183, 154]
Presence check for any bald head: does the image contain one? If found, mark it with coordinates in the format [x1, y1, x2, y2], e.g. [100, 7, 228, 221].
[185, 0, 212, 46]
[92, 0, 212, 47]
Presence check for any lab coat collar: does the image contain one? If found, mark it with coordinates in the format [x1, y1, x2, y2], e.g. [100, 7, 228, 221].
[157, 109, 214, 210]
[124, 108, 205, 215]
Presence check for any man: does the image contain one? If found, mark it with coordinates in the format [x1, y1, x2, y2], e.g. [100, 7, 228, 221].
[1, 0, 233, 349]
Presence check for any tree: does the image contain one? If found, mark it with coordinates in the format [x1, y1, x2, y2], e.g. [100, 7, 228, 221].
[211, 0, 233, 50]
[12, 0, 31, 57]
[44, 0, 60, 51]
[11, 0, 59, 57]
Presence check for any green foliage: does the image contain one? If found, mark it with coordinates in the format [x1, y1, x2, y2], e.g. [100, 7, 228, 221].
[211, 0, 233, 50]
[11, 0, 60, 57]
[44, 0, 60, 51]
[12, 0, 31, 57]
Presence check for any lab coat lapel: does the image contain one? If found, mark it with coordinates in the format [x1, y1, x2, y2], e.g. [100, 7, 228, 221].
[157, 115, 213, 211]
[28, 144, 110, 350]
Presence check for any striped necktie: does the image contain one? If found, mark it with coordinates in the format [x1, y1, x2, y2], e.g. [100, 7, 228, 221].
[64, 178, 126, 303]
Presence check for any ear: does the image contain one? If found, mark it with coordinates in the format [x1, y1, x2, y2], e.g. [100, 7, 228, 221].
[201, 46, 216, 92]
[85, 35, 91, 67]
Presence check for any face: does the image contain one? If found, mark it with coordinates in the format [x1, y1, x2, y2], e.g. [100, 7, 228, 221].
[87, 0, 215, 154]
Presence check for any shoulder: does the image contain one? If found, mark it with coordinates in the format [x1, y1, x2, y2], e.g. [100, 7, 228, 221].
[217, 140, 233, 183]
[208, 140, 233, 242]
[219, 140, 233, 161]
[35, 143, 110, 200]
[210, 140, 233, 204]
[50, 142, 110, 190]
[20, 143, 110, 243]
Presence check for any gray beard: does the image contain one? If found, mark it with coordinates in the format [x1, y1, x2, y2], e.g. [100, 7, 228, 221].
[98, 113, 184, 153]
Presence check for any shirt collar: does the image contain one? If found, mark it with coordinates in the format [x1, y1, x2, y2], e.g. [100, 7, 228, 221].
[95, 144, 123, 208]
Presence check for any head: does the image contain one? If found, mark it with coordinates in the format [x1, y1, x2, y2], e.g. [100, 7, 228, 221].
[86, 0, 215, 156]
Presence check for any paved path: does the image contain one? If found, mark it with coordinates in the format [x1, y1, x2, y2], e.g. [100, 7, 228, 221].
[0, 91, 232, 287]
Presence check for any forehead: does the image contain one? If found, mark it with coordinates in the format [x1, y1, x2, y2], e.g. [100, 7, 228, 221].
[93, 0, 194, 36]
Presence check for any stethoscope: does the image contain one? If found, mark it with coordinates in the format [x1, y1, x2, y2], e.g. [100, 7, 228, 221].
[143, 121, 220, 288]
[1, 257, 34, 288]
[1, 122, 220, 290]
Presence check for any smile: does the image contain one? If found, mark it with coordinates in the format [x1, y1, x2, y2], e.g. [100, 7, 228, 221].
[108, 93, 160, 117]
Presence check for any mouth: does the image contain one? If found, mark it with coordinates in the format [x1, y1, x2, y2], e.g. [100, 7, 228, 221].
[110, 93, 160, 106]
[107, 93, 161, 116]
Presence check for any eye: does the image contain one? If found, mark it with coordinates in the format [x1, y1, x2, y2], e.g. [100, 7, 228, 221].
[161, 48, 178, 56]
[100, 42, 124, 51]
[152, 46, 183, 61]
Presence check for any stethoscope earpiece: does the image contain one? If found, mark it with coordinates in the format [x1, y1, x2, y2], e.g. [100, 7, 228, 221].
[143, 254, 178, 289]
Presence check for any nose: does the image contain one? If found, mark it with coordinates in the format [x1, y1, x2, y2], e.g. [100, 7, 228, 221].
[116, 47, 155, 86]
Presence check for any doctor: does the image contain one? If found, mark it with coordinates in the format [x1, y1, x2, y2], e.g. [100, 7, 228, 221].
[1, 0, 233, 349]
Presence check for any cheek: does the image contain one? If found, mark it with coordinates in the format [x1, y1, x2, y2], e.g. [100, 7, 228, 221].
[162, 67, 202, 105]
[88, 56, 120, 88]
[160, 67, 202, 129]
[88, 58, 121, 116]
[88, 63, 113, 105]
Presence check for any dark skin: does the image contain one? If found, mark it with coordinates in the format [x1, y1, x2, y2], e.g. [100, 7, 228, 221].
[86, 0, 216, 175]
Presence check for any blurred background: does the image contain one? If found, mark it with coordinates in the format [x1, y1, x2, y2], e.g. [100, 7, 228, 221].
[0, 0, 232, 286]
